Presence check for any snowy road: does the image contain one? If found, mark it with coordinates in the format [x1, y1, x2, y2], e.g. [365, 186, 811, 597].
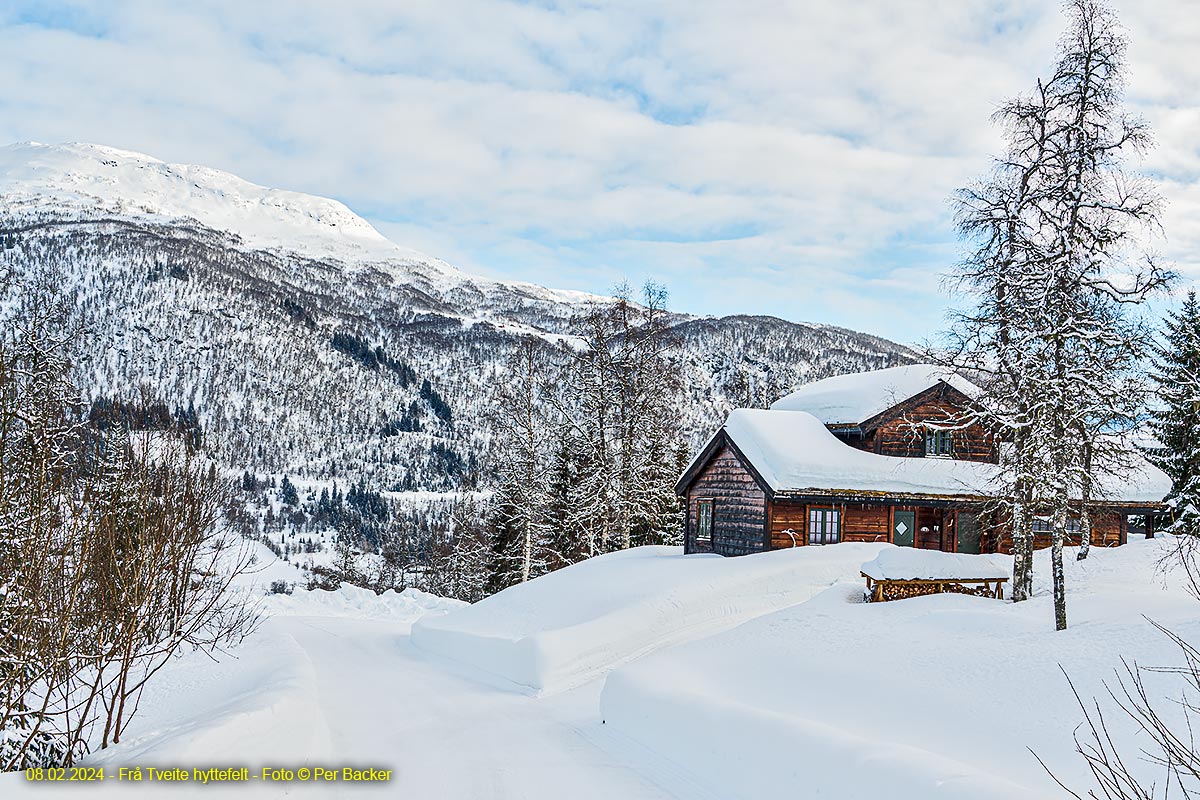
[0, 613, 683, 799]
[278, 615, 679, 799]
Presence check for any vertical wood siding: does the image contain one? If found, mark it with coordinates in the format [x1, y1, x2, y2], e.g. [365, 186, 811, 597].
[841, 504, 890, 542]
[769, 500, 892, 548]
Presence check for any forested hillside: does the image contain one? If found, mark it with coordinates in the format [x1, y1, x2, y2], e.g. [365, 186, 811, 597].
[1, 143, 915, 496]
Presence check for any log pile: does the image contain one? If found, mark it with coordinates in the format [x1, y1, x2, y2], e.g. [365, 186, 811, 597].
[863, 575, 1006, 602]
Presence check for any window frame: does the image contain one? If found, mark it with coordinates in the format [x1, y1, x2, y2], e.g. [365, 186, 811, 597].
[924, 427, 954, 458]
[807, 506, 841, 546]
[1032, 516, 1080, 535]
[696, 498, 714, 545]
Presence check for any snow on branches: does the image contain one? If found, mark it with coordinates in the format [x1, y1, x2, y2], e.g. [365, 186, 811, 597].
[941, 0, 1174, 629]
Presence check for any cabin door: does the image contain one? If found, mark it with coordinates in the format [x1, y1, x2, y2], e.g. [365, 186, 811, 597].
[956, 512, 981, 554]
[892, 510, 915, 547]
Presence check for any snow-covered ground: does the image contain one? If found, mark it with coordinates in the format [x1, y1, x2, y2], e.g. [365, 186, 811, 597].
[601, 538, 1200, 799]
[0, 542, 672, 799]
[3, 537, 1196, 799]
[412, 543, 889, 694]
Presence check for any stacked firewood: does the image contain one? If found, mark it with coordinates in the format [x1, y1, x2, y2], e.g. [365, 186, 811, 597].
[877, 580, 997, 602]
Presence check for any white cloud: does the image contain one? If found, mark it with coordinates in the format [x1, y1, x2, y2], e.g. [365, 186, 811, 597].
[0, 0, 1195, 341]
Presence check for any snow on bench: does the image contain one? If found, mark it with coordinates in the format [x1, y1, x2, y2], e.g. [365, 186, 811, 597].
[860, 548, 1009, 602]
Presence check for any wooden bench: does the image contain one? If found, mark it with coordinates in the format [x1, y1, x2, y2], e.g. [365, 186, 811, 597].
[861, 572, 1008, 602]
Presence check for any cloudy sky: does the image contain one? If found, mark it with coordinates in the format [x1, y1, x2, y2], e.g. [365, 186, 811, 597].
[1, 1, 1196, 343]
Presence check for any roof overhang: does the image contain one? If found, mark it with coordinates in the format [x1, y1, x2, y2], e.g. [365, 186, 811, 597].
[770, 490, 1167, 512]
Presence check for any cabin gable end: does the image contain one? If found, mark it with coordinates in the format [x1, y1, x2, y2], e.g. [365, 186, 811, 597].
[682, 439, 769, 557]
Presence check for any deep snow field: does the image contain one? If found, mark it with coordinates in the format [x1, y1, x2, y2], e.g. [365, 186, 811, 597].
[3, 537, 1197, 799]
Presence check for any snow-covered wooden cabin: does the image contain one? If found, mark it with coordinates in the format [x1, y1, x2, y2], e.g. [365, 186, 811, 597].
[677, 365, 1171, 557]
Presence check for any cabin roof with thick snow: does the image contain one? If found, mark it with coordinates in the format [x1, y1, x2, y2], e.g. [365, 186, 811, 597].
[713, 408, 1171, 504]
[770, 363, 980, 426]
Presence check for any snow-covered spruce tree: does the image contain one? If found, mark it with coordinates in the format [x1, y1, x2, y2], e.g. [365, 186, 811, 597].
[630, 430, 688, 548]
[437, 494, 491, 603]
[279, 474, 299, 506]
[552, 297, 621, 558]
[543, 420, 590, 566]
[944, 0, 1172, 627]
[1149, 290, 1200, 535]
[481, 282, 685, 589]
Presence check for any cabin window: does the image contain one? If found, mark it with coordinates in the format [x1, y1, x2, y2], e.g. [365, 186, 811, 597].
[808, 507, 841, 545]
[1032, 517, 1080, 534]
[925, 428, 953, 457]
[696, 499, 714, 545]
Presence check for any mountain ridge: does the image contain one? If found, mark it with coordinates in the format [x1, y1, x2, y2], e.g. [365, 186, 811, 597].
[0, 141, 617, 311]
[1, 141, 918, 491]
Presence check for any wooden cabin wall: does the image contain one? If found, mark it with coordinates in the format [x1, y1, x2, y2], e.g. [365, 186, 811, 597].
[832, 432, 873, 454]
[768, 501, 807, 549]
[915, 507, 947, 551]
[985, 510, 1126, 553]
[685, 443, 768, 556]
[769, 500, 891, 548]
[866, 396, 997, 463]
[1092, 513, 1123, 547]
[842, 505, 890, 543]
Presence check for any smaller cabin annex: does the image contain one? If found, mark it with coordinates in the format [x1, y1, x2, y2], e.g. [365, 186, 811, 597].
[771, 364, 997, 462]
[678, 366, 1170, 558]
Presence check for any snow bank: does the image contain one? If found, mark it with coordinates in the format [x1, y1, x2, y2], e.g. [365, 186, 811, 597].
[412, 543, 888, 694]
[860, 547, 1009, 580]
[263, 584, 465, 623]
[600, 537, 1200, 799]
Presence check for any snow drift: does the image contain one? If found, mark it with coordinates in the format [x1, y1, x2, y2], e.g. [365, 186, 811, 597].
[411, 543, 889, 694]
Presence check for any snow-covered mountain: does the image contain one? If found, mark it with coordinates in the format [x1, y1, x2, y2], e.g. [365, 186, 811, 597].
[0, 142, 915, 489]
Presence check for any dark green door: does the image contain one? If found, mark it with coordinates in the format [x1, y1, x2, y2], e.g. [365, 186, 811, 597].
[893, 510, 915, 547]
[957, 512, 981, 554]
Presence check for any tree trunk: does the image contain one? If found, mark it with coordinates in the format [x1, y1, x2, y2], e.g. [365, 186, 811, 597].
[1052, 501, 1069, 631]
[520, 518, 532, 583]
[1077, 436, 1093, 560]
[1076, 504, 1092, 560]
[1011, 494, 1035, 602]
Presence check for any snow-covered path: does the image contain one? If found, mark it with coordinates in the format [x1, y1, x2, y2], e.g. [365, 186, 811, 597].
[0, 612, 680, 799]
[277, 615, 676, 799]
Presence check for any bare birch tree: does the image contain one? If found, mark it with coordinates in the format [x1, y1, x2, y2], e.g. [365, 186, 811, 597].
[1, 271, 260, 770]
[943, 0, 1172, 627]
